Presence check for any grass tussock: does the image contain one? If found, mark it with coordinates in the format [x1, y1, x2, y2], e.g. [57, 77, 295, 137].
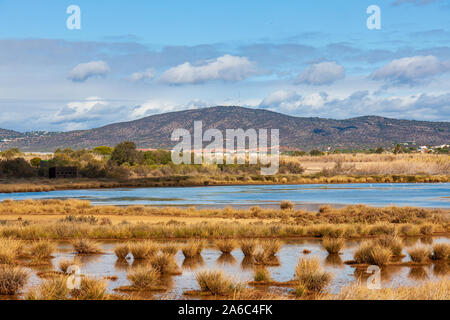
[150, 252, 179, 275]
[72, 239, 102, 254]
[261, 240, 281, 257]
[253, 268, 271, 282]
[354, 242, 392, 266]
[375, 235, 404, 256]
[0, 239, 21, 264]
[160, 244, 179, 256]
[0, 265, 29, 295]
[114, 243, 130, 260]
[27, 240, 56, 261]
[182, 240, 205, 258]
[295, 257, 332, 294]
[196, 270, 243, 296]
[280, 201, 294, 210]
[127, 266, 160, 289]
[215, 239, 237, 254]
[240, 239, 258, 257]
[58, 259, 78, 274]
[333, 278, 449, 300]
[322, 237, 345, 254]
[430, 243, 449, 260]
[129, 241, 159, 259]
[26, 276, 70, 300]
[71, 277, 107, 300]
[408, 246, 430, 263]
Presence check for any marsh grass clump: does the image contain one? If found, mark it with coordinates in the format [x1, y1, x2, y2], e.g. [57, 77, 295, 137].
[253, 249, 268, 264]
[322, 237, 345, 254]
[127, 266, 160, 289]
[240, 239, 258, 257]
[0, 240, 18, 265]
[58, 259, 77, 274]
[253, 268, 271, 282]
[0, 265, 29, 295]
[420, 224, 434, 236]
[280, 201, 294, 210]
[28, 240, 56, 261]
[354, 242, 392, 267]
[408, 246, 430, 263]
[182, 240, 204, 258]
[130, 241, 159, 260]
[215, 239, 237, 254]
[114, 243, 130, 260]
[295, 257, 332, 293]
[26, 276, 69, 300]
[150, 252, 179, 275]
[375, 235, 404, 256]
[161, 244, 179, 256]
[72, 239, 102, 254]
[72, 277, 107, 300]
[262, 240, 281, 257]
[196, 270, 242, 296]
[429, 243, 449, 261]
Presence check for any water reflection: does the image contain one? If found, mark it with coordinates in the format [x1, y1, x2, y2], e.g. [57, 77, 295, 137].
[408, 267, 429, 280]
[324, 254, 344, 268]
[182, 257, 205, 270]
[216, 253, 237, 266]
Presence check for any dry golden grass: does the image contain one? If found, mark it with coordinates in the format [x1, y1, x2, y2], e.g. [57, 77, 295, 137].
[72, 277, 107, 300]
[27, 240, 56, 261]
[331, 278, 449, 300]
[261, 240, 281, 257]
[26, 276, 69, 300]
[72, 239, 102, 254]
[195, 270, 243, 296]
[150, 252, 179, 275]
[374, 235, 404, 256]
[280, 201, 294, 210]
[215, 239, 237, 254]
[0, 265, 29, 295]
[322, 237, 345, 254]
[240, 239, 258, 257]
[127, 266, 160, 289]
[129, 241, 159, 260]
[182, 240, 205, 258]
[253, 268, 271, 282]
[430, 243, 449, 260]
[160, 244, 179, 256]
[354, 242, 392, 266]
[114, 243, 130, 260]
[407, 246, 431, 263]
[295, 257, 332, 293]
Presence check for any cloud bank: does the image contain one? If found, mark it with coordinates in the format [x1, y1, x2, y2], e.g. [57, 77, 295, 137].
[295, 62, 345, 85]
[68, 61, 110, 82]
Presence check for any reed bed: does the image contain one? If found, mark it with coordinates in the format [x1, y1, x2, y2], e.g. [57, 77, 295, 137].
[261, 240, 281, 257]
[182, 240, 205, 258]
[150, 252, 179, 275]
[0, 199, 447, 226]
[27, 240, 56, 261]
[0, 220, 447, 241]
[374, 235, 404, 256]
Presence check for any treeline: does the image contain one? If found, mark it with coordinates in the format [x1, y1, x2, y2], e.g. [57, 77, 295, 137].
[0, 141, 305, 179]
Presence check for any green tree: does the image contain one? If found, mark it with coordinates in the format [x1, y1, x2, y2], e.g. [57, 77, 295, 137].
[30, 157, 42, 168]
[110, 141, 139, 166]
[93, 146, 114, 156]
[375, 147, 384, 154]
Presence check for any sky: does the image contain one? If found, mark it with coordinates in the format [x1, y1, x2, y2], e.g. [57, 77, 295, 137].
[0, 0, 450, 132]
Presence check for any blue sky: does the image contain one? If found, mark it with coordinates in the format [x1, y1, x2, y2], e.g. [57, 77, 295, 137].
[0, 0, 449, 131]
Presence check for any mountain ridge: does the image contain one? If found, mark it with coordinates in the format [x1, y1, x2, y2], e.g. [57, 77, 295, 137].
[0, 106, 449, 151]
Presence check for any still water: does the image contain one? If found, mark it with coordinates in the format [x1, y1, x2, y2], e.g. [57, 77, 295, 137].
[1, 183, 449, 208]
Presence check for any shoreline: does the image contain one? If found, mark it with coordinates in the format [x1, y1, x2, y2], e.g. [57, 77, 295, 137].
[1, 174, 449, 194]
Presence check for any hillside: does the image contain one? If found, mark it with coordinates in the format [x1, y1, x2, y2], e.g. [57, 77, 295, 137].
[0, 106, 449, 151]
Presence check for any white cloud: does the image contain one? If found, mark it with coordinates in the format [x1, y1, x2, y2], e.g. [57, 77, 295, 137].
[126, 68, 156, 82]
[159, 54, 258, 84]
[295, 61, 345, 85]
[68, 61, 110, 82]
[370, 55, 450, 86]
